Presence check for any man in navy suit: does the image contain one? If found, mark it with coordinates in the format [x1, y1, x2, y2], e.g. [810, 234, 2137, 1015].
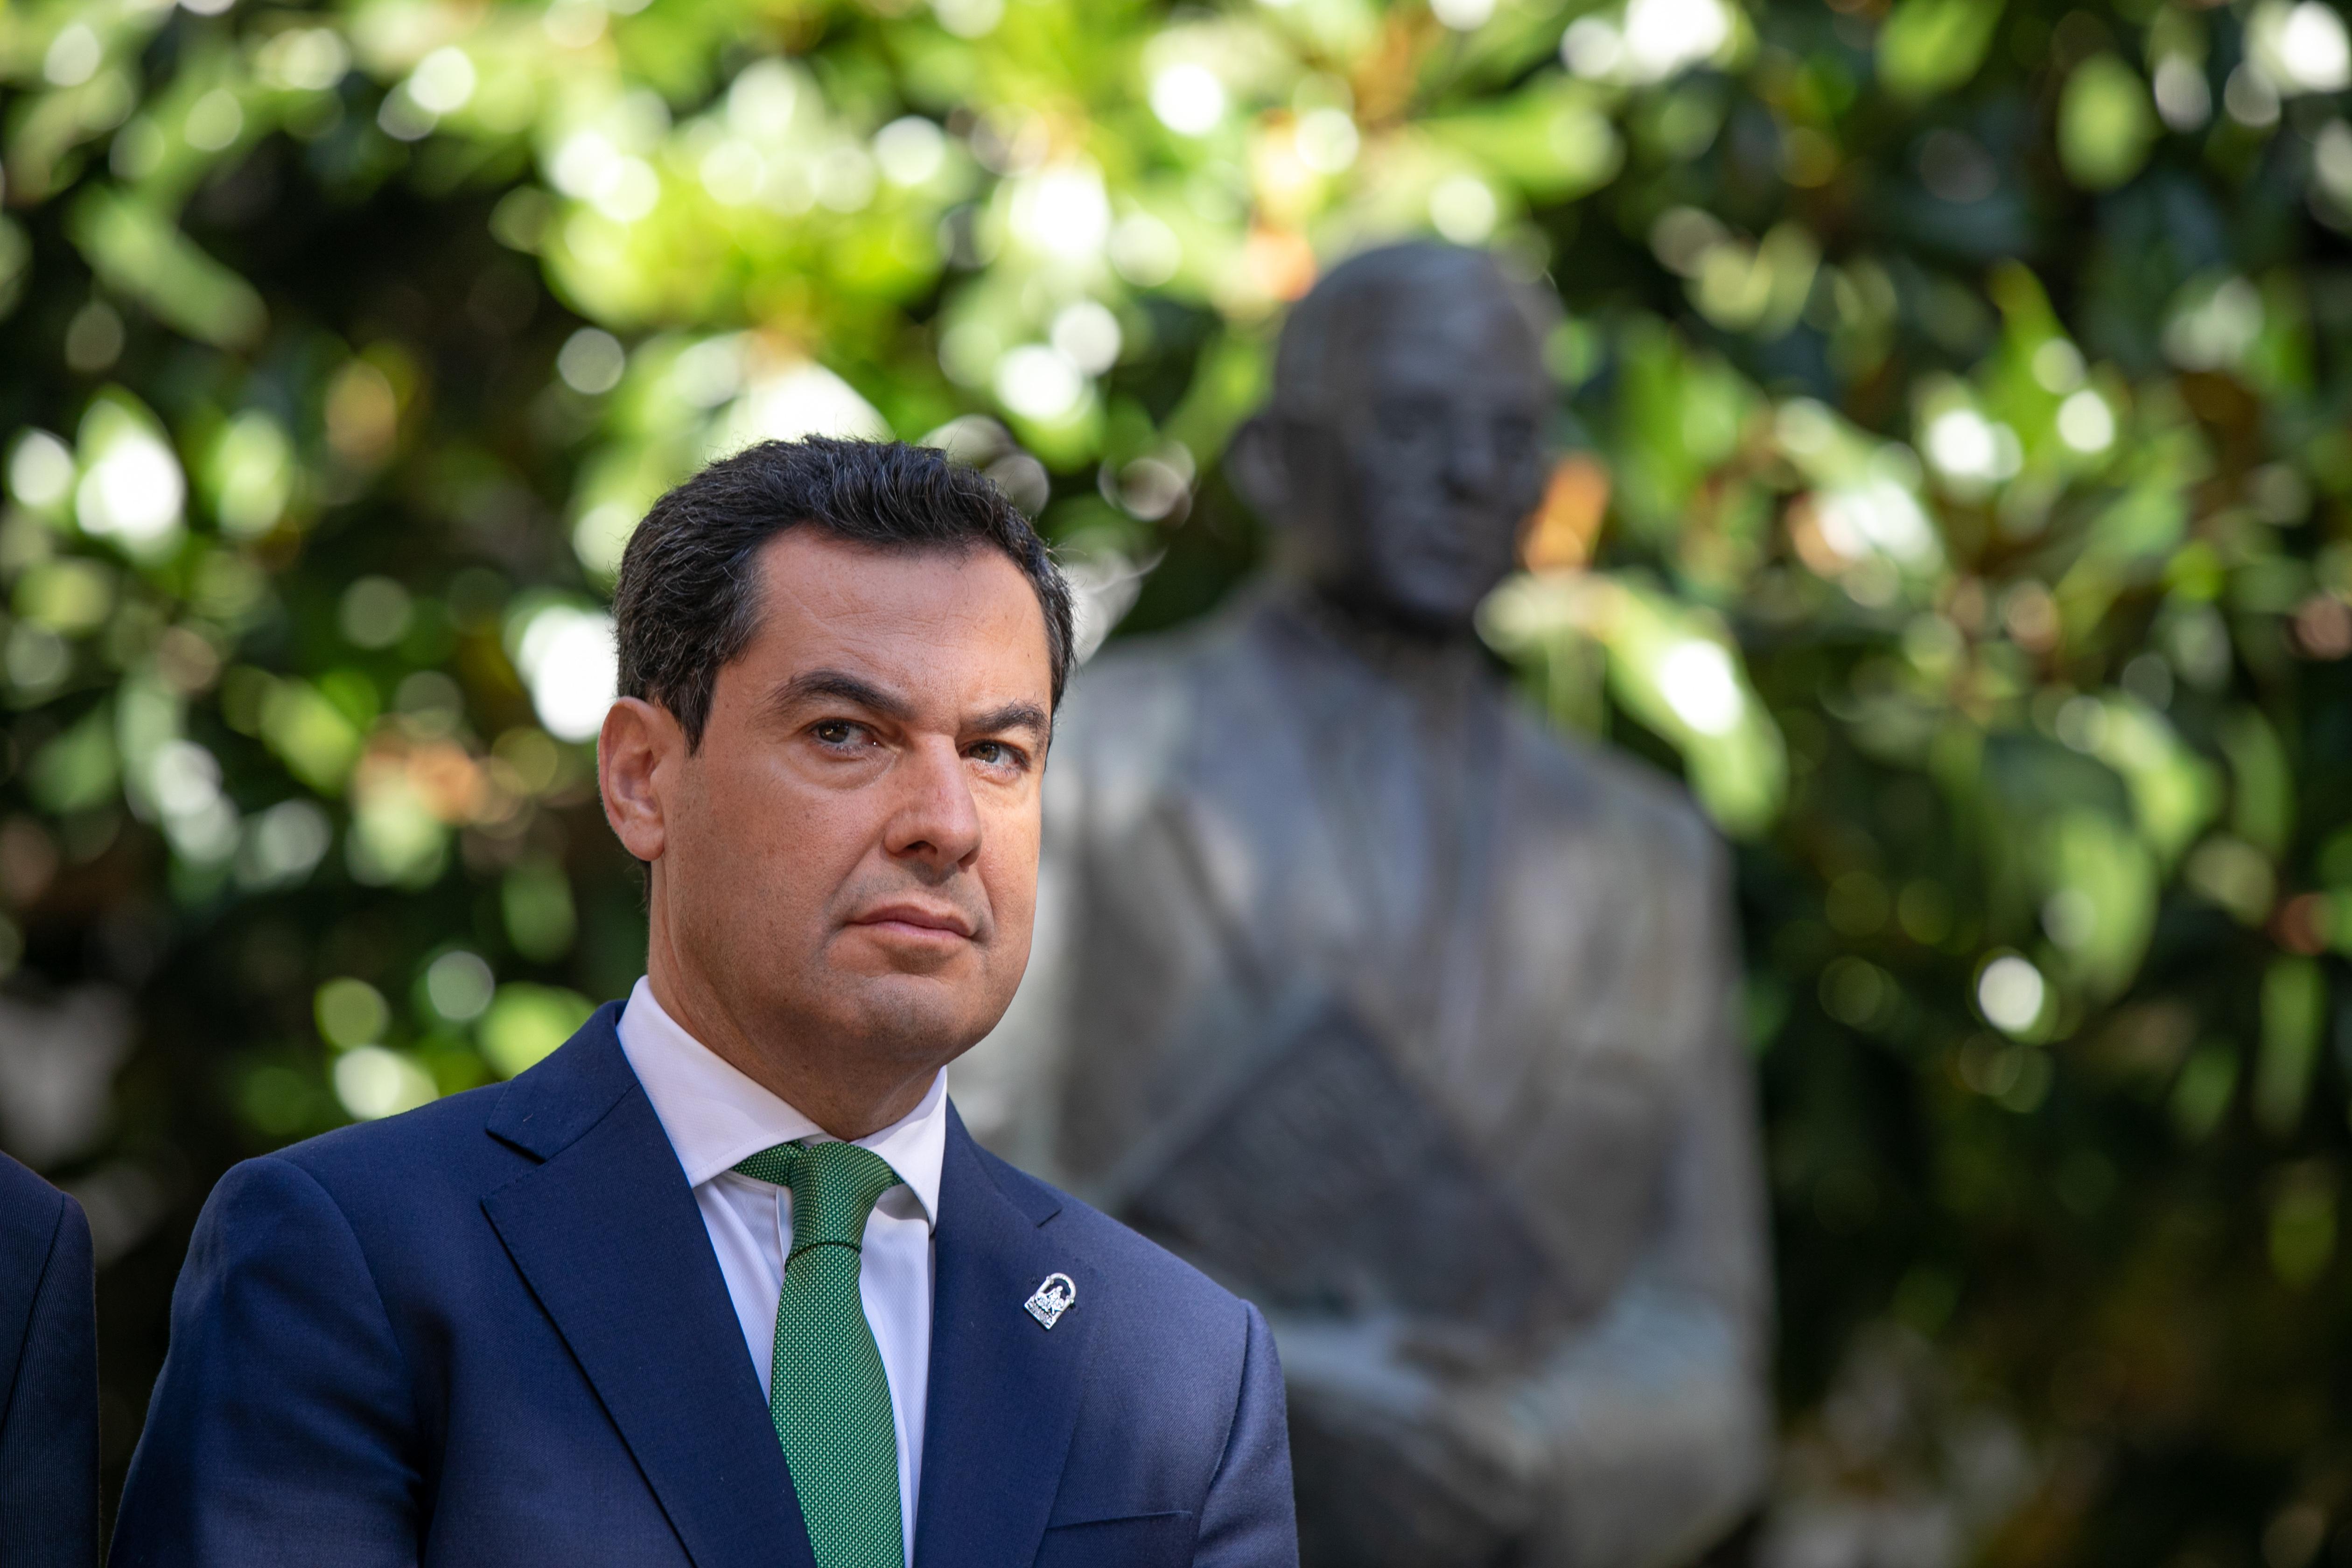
[112, 439, 1296, 1568]
[0, 1150, 97, 1567]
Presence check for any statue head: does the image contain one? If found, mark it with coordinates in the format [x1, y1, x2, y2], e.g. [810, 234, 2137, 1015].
[1229, 243, 1551, 633]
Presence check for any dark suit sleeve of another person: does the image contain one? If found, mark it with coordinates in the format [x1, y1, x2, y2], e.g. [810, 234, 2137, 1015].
[0, 1155, 98, 1568]
[110, 1156, 420, 1568]
[1192, 1303, 1295, 1568]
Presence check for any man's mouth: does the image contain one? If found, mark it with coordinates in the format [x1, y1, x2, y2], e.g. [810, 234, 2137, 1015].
[848, 902, 979, 941]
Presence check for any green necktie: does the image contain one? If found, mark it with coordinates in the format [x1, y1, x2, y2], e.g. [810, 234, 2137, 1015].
[733, 1139, 906, 1568]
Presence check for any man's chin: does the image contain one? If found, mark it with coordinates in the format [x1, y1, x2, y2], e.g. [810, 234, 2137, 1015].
[819, 969, 1003, 1057]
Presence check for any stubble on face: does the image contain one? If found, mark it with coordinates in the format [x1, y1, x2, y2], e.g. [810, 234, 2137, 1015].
[634, 530, 1052, 1135]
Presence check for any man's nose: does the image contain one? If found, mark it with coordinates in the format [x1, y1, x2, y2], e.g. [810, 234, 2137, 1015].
[882, 738, 983, 875]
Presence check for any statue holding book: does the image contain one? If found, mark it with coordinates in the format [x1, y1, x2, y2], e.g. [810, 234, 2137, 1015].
[960, 243, 1774, 1568]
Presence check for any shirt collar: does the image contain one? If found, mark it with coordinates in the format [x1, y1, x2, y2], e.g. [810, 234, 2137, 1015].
[615, 976, 947, 1230]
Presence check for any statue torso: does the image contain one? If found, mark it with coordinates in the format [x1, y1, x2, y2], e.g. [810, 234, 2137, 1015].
[1033, 591, 1730, 1334]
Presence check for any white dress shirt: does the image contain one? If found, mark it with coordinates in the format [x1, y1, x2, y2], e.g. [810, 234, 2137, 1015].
[616, 977, 944, 1564]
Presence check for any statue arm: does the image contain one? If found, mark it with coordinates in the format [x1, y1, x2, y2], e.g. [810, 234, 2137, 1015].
[1272, 838, 1773, 1568]
[1274, 1051, 1773, 1568]
[1276, 824, 1772, 1568]
[1512, 839, 1774, 1568]
[1515, 1033, 1774, 1565]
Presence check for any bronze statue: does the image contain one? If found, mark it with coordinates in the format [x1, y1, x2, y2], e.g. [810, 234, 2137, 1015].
[958, 243, 1772, 1567]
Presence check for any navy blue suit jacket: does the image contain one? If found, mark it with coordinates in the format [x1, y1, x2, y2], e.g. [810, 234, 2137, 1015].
[112, 1005, 1296, 1568]
[0, 1150, 98, 1568]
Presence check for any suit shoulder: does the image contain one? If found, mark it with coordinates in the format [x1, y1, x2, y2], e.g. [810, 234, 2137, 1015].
[1060, 602, 1279, 733]
[1050, 639, 1223, 814]
[1067, 635, 1197, 701]
[0, 1153, 73, 1317]
[1506, 702, 1725, 884]
[260, 1078, 518, 1211]
[0, 1150, 68, 1230]
[1056, 635, 1208, 757]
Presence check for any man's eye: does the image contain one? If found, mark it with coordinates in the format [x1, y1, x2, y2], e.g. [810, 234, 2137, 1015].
[969, 741, 1022, 769]
[812, 720, 862, 746]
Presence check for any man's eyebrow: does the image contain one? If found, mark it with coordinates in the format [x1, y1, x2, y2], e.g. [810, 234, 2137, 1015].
[768, 669, 914, 721]
[969, 700, 1050, 737]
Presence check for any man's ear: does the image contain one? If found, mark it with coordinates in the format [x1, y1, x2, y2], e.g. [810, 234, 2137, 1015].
[599, 696, 681, 863]
[1224, 412, 1288, 526]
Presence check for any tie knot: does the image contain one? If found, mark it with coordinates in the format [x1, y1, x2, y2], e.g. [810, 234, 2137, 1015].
[734, 1140, 903, 1254]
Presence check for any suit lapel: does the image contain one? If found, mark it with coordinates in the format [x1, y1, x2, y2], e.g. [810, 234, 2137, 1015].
[914, 1111, 1096, 1568]
[481, 1008, 812, 1568]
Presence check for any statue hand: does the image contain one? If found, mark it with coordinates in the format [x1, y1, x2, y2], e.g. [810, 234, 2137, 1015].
[1269, 1313, 1548, 1568]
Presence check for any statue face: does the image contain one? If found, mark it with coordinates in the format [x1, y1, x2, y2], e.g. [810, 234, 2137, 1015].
[1281, 288, 1549, 630]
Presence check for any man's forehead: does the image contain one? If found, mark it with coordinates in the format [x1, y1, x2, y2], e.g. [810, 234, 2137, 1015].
[741, 532, 1051, 701]
[753, 533, 1024, 627]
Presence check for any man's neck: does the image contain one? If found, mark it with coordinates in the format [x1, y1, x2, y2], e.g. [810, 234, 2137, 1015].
[640, 957, 936, 1141]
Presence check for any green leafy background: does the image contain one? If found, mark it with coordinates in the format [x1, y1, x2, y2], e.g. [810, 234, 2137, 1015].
[3, 0, 2350, 1556]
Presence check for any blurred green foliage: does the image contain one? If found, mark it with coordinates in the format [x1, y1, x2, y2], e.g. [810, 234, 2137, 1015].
[2, 0, 2351, 1555]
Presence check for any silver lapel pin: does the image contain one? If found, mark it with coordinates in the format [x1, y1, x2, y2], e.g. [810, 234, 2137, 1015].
[1024, 1272, 1076, 1330]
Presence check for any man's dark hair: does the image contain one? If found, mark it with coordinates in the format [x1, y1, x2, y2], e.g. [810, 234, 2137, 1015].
[612, 438, 1075, 748]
